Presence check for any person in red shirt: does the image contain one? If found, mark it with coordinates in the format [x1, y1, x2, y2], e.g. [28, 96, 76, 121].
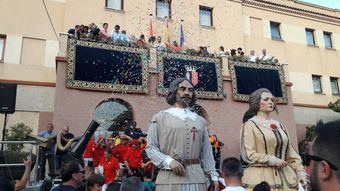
[124, 139, 143, 178]
[83, 137, 96, 166]
[93, 136, 106, 167]
[113, 135, 132, 163]
[171, 41, 181, 53]
[99, 149, 120, 184]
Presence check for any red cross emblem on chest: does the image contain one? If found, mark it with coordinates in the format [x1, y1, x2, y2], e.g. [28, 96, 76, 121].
[191, 127, 198, 142]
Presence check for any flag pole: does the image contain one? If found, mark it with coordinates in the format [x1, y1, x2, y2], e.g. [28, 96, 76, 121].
[165, 16, 171, 48]
[180, 19, 185, 49]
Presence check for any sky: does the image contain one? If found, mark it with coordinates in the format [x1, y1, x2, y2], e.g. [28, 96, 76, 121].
[299, 0, 340, 9]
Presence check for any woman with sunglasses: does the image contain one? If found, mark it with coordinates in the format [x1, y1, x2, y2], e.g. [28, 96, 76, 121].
[240, 88, 307, 191]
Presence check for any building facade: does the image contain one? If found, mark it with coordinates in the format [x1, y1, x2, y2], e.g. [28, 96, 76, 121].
[1, 0, 340, 144]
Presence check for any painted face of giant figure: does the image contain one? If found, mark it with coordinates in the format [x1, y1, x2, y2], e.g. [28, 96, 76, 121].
[175, 80, 194, 108]
[166, 78, 196, 107]
[259, 92, 275, 113]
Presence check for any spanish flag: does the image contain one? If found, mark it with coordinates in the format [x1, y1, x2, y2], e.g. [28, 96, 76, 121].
[165, 17, 171, 48]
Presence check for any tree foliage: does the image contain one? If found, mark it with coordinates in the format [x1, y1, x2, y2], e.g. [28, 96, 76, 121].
[298, 125, 315, 154]
[5, 123, 33, 152]
[329, 99, 340, 113]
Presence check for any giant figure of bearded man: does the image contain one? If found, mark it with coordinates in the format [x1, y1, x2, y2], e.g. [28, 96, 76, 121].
[146, 78, 219, 191]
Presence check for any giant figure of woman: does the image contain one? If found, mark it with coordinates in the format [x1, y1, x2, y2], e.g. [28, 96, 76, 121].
[240, 88, 307, 191]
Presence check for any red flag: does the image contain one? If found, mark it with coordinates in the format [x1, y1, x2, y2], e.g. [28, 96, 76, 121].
[149, 14, 154, 37]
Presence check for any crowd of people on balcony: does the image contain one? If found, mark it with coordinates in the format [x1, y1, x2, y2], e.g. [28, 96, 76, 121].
[66, 23, 279, 65]
[215, 47, 278, 65]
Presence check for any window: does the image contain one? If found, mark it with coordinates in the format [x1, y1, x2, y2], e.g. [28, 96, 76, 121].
[312, 75, 322, 94]
[199, 6, 213, 27]
[330, 77, 339, 95]
[0, 35, 5, 62]
[106, 0, 123, 10]
[270, 21, 281, 39]
[156, 0, 171, 19]
[306, 28, 315, 46]
[324, 32, 333, 48]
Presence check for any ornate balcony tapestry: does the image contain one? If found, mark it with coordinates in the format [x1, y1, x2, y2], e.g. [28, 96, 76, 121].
[229, 62, 287, 103]
[66, 38, 149, 94]
[157, 52, 223, 99]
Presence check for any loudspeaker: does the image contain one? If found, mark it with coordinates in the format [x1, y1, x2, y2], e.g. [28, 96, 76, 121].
[0, 83, 17, 114]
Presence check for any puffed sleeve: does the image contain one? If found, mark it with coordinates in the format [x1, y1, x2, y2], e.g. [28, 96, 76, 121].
[240, 121, 270, 164]
[145, 113, 173, 169]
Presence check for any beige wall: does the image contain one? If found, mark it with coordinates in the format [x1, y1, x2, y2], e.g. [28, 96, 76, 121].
[0, 0, 64, 83]
[0, 1, 61, 130]
[294, 106, 340, 141]
[1, 0, 339, 106]
[0, 112, 40, 137]
[62, 0, 245, 51]
[15, 85, 55, 112]
[0, 111, 53, 142]
[0, 84, 55, 139]
[242, 1, 340, 107]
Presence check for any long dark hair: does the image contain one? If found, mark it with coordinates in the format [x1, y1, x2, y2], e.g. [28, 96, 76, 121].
[166, 78, 196, 107]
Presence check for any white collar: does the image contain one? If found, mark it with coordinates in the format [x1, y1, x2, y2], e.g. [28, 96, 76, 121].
[250, 116, 281, 129]
[164, 107, 197, 121]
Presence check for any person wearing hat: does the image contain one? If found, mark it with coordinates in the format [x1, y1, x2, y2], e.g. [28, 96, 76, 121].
[124, 139, 143, 178]
[145, 77, 219, 191]
[240, 88, 307, 191]
[113, 134, 132, 163]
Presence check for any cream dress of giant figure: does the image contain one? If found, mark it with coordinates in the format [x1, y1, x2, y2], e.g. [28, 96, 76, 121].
[240, 88, 307, 191]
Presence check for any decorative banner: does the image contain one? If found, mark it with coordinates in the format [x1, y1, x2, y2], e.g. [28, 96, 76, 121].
[229, 61, 288, 103]
[157, 52, 223, 99]
[66, 38, 149, 93]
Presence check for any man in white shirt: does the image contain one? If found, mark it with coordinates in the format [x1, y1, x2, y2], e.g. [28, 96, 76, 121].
[154, 36, 165, 51]
[216, 46, 226, 58]
[221, 157, 246, 191]
[260, 48, 270, 61]
[249, 50, 258, 63]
